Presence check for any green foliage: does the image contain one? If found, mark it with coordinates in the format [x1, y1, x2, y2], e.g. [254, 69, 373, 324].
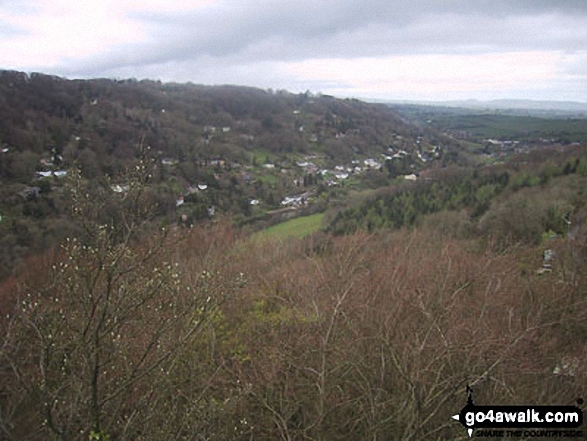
[328, 156, 587, 250]
[577, 157, 587, 176]
[479, 195, 544, 245]
[251, 299, 306, 326]
[479, 179, 576, 246]
[420, 209, 473, 239]
[37, 178, 51, 193]
[254, 213, 325, 240]
[510, 172, 540, 190]
[328, 169, 510, 235]
[89, 428, 110, 441]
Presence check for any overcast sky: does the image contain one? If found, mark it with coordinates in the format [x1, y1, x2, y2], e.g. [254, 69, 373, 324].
[1, 0, 587, 102]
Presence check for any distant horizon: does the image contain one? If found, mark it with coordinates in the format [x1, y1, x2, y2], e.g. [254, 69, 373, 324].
[366, 97, 587, 106]
[4, 67, 587, 110]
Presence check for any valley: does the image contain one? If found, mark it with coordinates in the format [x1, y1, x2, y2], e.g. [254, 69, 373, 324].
[1, 71, 586, 440]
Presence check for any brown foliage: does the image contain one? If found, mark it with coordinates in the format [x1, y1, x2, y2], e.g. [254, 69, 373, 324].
[1, 218, 586, 440]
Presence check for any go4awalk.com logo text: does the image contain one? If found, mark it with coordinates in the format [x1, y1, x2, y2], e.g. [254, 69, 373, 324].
[452, 386, 584, 438]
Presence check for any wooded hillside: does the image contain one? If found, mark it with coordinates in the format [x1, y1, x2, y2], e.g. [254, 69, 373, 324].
[1, 71, 586, 440]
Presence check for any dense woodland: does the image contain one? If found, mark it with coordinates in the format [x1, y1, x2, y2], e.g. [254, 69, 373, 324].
[0, 69, 422, 172]
[0, 71, 586, 440]
[391, 104, 587, 143]
[0, 70, 460, 278]
[328, 147, 587, 242]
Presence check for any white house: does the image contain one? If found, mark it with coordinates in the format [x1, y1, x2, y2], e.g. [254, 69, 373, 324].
[364, 159, 381, 169]
[161, 158, 177, 166]
[111, 184, 129, 193]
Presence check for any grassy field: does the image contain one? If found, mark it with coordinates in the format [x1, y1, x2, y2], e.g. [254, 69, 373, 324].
[253, 213, 326, 240]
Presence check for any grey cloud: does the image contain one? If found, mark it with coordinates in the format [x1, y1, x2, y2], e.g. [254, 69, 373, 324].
[553, 55, 587, 76]
[0, 19, 29, 37]
[131, 0, 587, 43]
[0, 0, 38, 15]
[0, 5, 37, 46]
[0, 0, 37, 37]
[61, 0, 587, 80]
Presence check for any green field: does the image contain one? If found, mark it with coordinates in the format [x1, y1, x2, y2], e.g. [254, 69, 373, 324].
[253, 213, 325, 240]
[391, 104, 587, 142]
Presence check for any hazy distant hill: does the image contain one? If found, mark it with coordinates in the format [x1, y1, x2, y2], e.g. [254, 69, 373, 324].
[381, 98, 587, 118]
[386, 102, 587, 143]
[441, 99, 587, 113]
